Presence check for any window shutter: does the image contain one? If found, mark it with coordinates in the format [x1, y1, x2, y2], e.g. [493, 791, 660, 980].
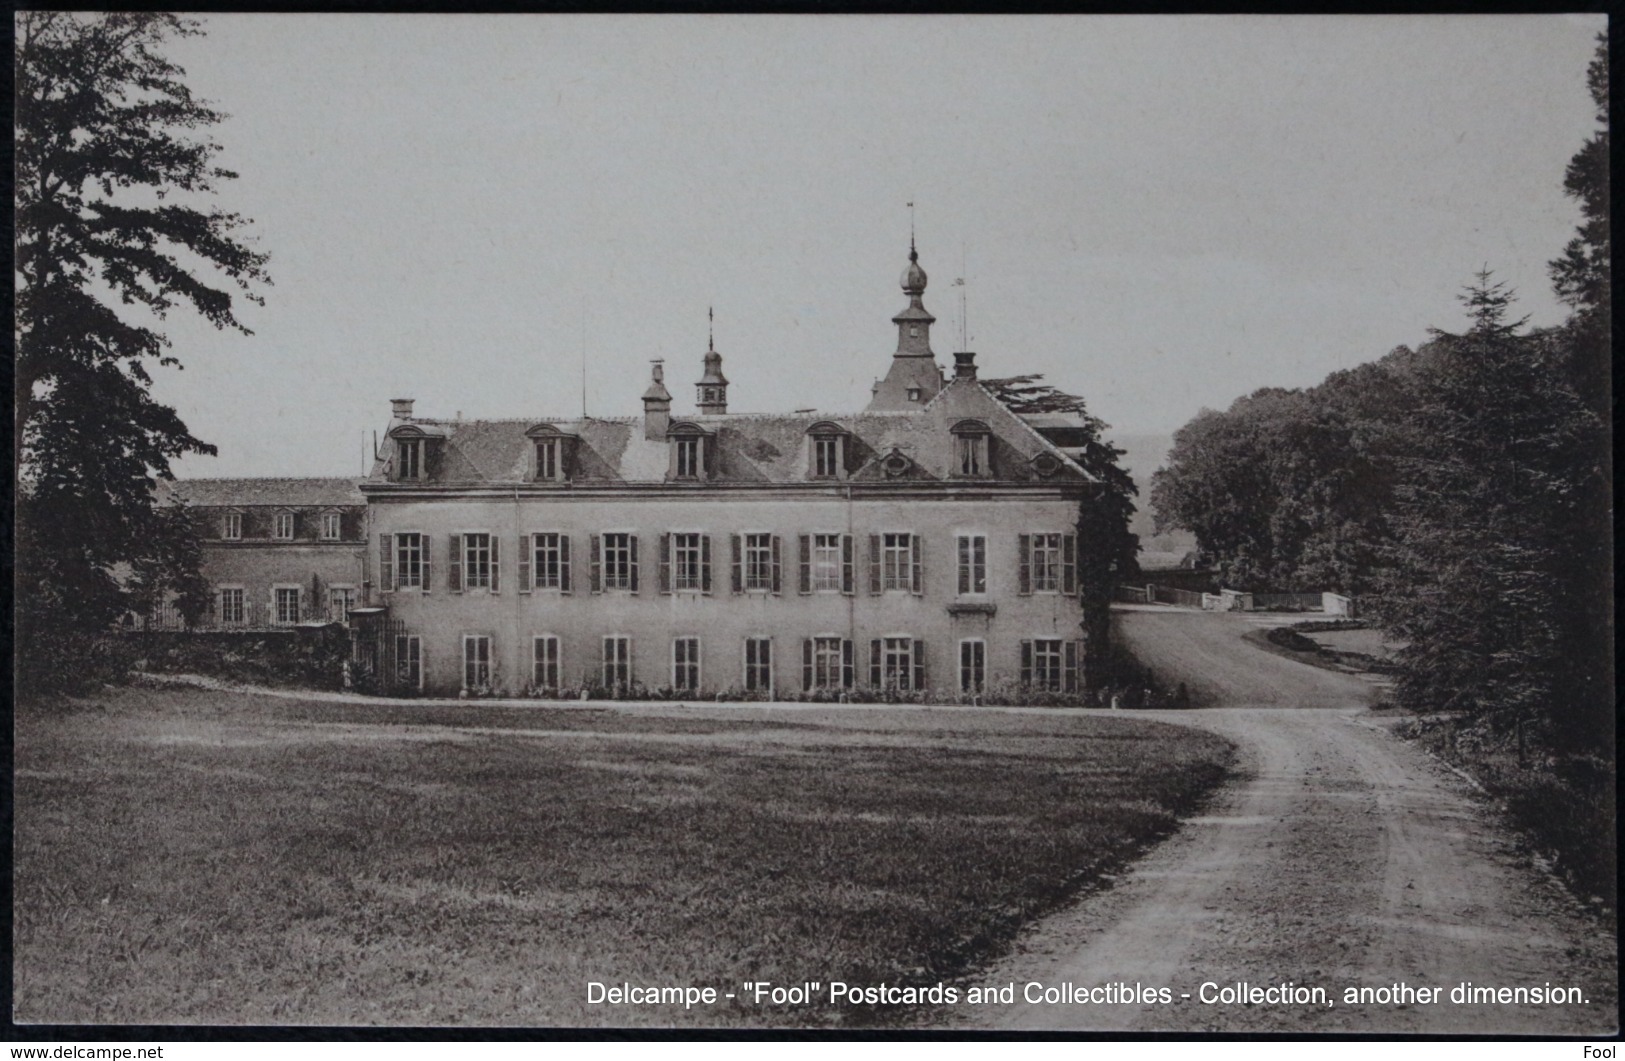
[423, 543, 433, 593]
[701, 534, 713, 595]
[658, 533, 672, 595]
[629, 535, 640, 594]
[560, 534, 573, 595]
[1064, 640, 1081, 693]
[448, 534, 463, 592]
[910, 534, 924, 595]
[869, 640, 882, 688]
[802, 639, 814, 692]
[518, 535, 532, 593]
[841, 534, 855, 596]
[1020, 640, 1034, 686]
[490, 535, 501, 594]
[589, 534, 602, 594]
[797, 534, 811, 595]
[379, 534, 394, 593]
[730, 534, 743, 594]
[841, 639, 855, 689]
[770, 535, 782, 595]
[913, 640, 926, 693]
[958, 536, 970, 595]
[1018, 534, 1032, 595]
[869, 534, 882, 595]
[1062, 533, 1077, 595]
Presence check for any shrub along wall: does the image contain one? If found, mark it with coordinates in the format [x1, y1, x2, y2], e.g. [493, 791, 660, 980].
[130, 626, 350, 690]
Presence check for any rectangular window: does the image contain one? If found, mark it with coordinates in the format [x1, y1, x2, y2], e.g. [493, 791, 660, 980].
[535, 439, 558, 480]
[602, 533, 634, 590]
[957, 534, 987, 594]
[463, 532, 493, 589]
[603, 635, 631, 689]
[812, 534, 842, 591]
[321, 512, 342, 540]
[398, 440, 421, 480]
[395, 635, 422, 690]
[273, 512, 294, 541]
[222, 513, 242, 541]
[675, 437, 700, 478]
[674, 533, 704, 591]
[1032, 638, 1064, 691]
[672, 637, 701, 692]
[532, 635, 560, 691]
[1031, 533, 1063, 592]
[882, 533, 913, 591]
[219, 587, 245, 625]
[957, 435, 985, 476]
[328, 586, 356, 622]
[960, 640, 986, 693]
[813, 436, 840, 477]
[533, 533, 564, 589]
[881, 636, 915, 691]
[274, 587, 301, 625]
[810, 637, 848, 690]
[463, 635, 492, 691]
[743, 533, 774, 590]
[395, 532, 425, 588]
[744, 638, 772, 692]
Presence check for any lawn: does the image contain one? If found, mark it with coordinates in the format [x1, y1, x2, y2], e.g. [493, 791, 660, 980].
[14, 682, 1233, 1028]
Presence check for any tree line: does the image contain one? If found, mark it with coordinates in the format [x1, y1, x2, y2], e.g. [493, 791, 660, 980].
[1151, 34, 1610, 755]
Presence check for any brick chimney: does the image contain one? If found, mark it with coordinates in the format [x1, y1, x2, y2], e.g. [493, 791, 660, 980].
[953, 352, 978, 380]
[642, 361, 672, 441]
[390, 398, 415, 419]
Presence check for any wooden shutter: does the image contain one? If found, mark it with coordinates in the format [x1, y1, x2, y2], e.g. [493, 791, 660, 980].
[870, 639, 883, 688]
[559, 534, 572, 595]
[910, 534, 923, 595]
[1017, 534, 1032, 595]
[769, 535, 781, 595]
[841, 534, 855, 595]
[802, 639, 814, 691]
[1062, 533, 1077, 595]
[658, 533, 672, 595]
[629, 535, 640, 594]
[913, 640, 926, 693]
[490, 535, 501, 594]
[958, 536, 970, 595]
[589, 533, 602, 594]
[731, 534, 743, 593]
[1020, 640, 1034, 686]
[842, 639, 855, 689]
[1064, 640, 1081, 693]
[869, 534, 882, 595]
[797, 534, 811, 595]
[448, 534, 463, 592]
[422, 539, 432, 593]
[518, 534, 532, 593]
[379, 534, 394, 593]
[701, 534, 713, 595]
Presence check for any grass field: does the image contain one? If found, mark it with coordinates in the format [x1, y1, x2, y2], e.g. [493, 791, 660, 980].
[14, 682, 1233, 1028]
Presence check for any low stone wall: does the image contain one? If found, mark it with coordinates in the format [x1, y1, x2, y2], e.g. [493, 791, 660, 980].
[128, 626, 350, 690]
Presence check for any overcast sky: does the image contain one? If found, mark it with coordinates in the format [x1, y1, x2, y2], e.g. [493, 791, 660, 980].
[149, 14, 1604, 478]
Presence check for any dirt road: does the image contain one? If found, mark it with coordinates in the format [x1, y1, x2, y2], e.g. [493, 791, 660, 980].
[960, 606, 1617, 1034]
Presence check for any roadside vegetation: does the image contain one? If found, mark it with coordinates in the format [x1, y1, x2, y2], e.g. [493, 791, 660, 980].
[14, 685, 1233, 1027]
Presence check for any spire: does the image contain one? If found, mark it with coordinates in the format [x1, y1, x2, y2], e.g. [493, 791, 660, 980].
[867, 239, 944, 411]
[696, 309, 729, 415]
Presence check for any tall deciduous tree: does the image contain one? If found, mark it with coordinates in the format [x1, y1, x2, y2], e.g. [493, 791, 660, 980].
[15, 13, 270, 682]
[984, 375, 1139, 676]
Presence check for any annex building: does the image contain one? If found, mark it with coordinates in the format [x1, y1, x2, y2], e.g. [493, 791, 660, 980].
[165, 245, 1102, 700]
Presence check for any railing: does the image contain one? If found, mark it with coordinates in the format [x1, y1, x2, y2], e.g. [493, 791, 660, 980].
[122, 599, 348, 632]
[1149, 584, 1206, 608]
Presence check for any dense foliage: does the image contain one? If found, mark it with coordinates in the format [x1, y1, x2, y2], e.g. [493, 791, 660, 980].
[15, 13, 270, 691]
[1151, 34, 1610, 755]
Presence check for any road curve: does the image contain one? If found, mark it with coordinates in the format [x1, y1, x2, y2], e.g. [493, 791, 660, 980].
[957, 606, 1617, 1034]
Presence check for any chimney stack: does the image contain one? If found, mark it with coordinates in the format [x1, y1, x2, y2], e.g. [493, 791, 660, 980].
[953, 351, 978, 380]
[642, 360, 673, 440]
[390, 398, 415, 419]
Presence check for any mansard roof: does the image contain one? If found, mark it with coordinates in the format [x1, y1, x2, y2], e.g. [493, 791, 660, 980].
[366, 379, 1095, 488]
[160, 477, 367, 508]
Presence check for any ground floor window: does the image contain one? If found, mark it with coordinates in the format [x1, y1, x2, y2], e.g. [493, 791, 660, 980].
[603, 635, 631, 690]
[870, 636, 923, 692]
[1031, 638, 1063, 690]
[396, 634, 422, 689]
[673, 637, 701, 692]
[1021, 638, 1080, 692]
[219, 587, 245, 625]
[533, 635, 560, 691]
[328, 586, 356, 622]
[744, 637, 772, 692]
[805, 636, 852, 690]
[273, 586, 301, 625]
[463, 634, 492, 691]
[959, 639, 985, 693]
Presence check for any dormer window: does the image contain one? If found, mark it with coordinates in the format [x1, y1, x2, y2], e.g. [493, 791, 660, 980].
[676, 437, 701, 478]
[537, 439, 559, 479]
[950, 419, 993, 479]
[221, 512, 242, 541]
[805, 422, 848, 480]
[397, 439, 422, 481]
[525, 423, 579, 483]
[273, 511, 295, 541]
[320, 511, 342, 541]
[907, 387, 922, 402]
[666, 423, 712, 482]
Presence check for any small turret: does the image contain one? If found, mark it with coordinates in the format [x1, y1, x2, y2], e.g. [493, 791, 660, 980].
[696, 307, 728, 414]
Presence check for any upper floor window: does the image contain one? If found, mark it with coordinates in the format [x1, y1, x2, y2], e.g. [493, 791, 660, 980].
[273, 512, 295, 541]
[460, 532, 495, 590]
[1019, 532, 1077, 596]
[673, 533, 705, 591]
[675, 437, 701, 478]
[530, 532, 570, 591]
[743, 533, 774, 591]
[397, 439, 422, 481]
[957, 534, 987, 595]
[813, 534, 842, 591]
[320, 512, 342, 541]
[806, 422, 848, 480]
[222, 512, 242, 541]
[536, 439, 559, 481]
[950, 419, 992, 478]
[1031, 533, 1063, 592]
[389, 532, 427, 590]
[882, 533, 918, 593]
[596, 532, 638, 592]
[525, 424, 578, 482]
